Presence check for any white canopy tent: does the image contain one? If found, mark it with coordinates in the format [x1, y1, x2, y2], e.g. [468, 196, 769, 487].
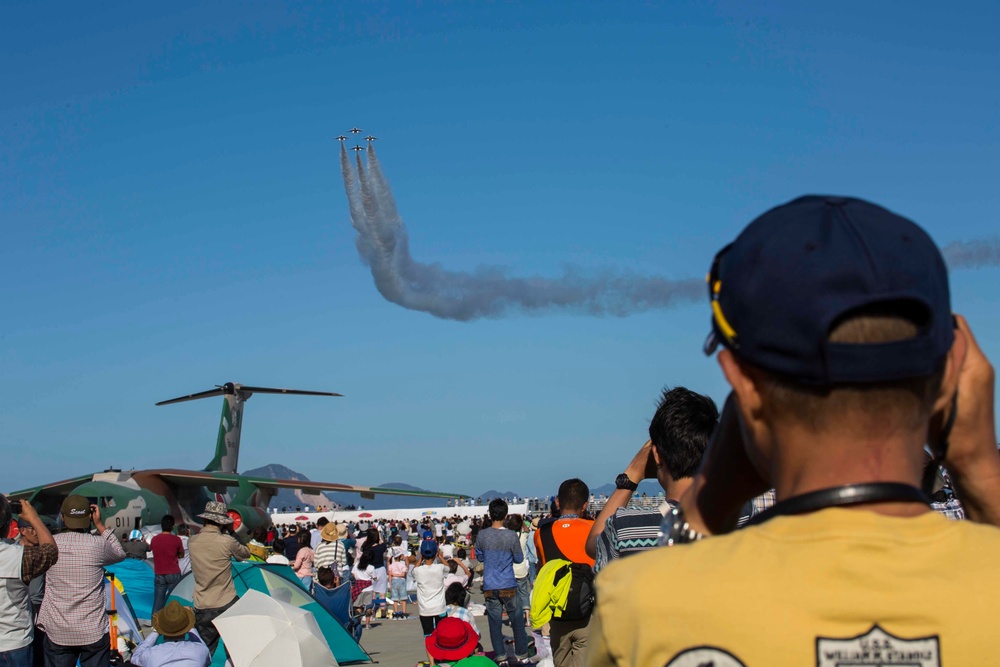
[270, 504, 530, 525]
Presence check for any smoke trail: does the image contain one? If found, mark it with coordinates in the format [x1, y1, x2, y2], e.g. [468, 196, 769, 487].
[340, 144, 702, 321]
[942, 238, 1000, 269]
[339, 145, 999, 321]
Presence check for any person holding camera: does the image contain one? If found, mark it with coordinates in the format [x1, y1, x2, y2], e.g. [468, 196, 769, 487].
[187, 501, 249, 655]
[37, 494, 125, 667]
[0, 495, 57, 667]
[587, 196, 1000, 665]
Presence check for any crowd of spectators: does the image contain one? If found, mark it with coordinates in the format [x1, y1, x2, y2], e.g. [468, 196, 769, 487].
[4, 196, 1000, 667]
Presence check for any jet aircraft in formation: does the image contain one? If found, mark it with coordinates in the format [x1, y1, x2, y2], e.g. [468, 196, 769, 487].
[364, 135, 378, 142]
[336, 135, 348, 141]
[352, 145, 365, 152]
[349, 127, 363, 134]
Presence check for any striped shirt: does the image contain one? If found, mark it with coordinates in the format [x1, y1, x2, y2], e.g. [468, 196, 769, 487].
[594, 504, 675, 574]
[38, 528, 126, 646]
[314, 540, 348, 572]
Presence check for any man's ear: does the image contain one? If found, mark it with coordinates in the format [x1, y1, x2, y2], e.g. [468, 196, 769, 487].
[718, 350, 764, 420]
[932, 323, 968, 416]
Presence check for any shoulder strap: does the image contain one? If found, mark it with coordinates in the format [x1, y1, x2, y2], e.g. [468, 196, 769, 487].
[538, 521, 565, 563]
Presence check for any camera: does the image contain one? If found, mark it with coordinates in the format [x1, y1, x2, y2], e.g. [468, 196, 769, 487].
[9, 500, 22, 514]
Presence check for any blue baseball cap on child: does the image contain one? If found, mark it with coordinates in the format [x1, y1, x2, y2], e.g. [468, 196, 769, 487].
[420, 540, 438, 558]
[704, 195, 953, 385]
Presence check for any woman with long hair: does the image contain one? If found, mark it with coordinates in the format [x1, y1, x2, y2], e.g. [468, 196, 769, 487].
[364, 527, 389, 619]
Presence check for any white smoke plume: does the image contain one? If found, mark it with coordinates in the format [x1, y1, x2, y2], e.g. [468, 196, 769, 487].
[339, 143, 702, 321]
[338, 144, 999, 321]
[942, 238, 1000, 269]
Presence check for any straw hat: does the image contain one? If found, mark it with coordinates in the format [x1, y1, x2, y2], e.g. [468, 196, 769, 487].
[152, 600, 196, 637]
[337, 523, 348, 538]
[321, 522, 339, 542]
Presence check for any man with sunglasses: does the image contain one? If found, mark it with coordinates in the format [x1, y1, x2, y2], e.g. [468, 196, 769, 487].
[587, 196, 1000, 666]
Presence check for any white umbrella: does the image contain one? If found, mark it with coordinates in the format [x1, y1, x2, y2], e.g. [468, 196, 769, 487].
[213, 589, 337, 667]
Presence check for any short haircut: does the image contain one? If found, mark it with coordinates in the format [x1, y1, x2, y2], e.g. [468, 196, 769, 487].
[557, 479, 589, 512]
[488, 498, 508, 522]
[504, 514, 523, 532]
[176, 524, 189, 536]
[445, 582, 468, 607]
[448, 560, 458, 574]
[316, 517, 329, 528]
[161, 515, 175, 532]
[648, 387, 719, 480]
[272, 537, 285, 553]
[757, 304, 945, 432]
[317, 567, 336, 588]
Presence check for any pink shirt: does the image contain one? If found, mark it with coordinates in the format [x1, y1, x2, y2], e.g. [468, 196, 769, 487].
[292, 547, 314, 577]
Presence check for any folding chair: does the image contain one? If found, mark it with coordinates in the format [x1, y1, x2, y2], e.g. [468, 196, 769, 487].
[352, 588, 377, 630]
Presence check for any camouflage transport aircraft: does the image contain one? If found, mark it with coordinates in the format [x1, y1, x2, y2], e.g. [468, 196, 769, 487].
[9, 382, 467, 535]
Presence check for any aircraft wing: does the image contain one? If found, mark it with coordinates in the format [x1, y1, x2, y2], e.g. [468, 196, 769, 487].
[8, 474, 97, 518]
[145, 469, 467, 500]
[8, 474, 96, 501]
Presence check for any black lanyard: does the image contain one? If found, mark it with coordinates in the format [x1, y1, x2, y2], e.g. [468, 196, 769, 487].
[745, 482, 931, 527]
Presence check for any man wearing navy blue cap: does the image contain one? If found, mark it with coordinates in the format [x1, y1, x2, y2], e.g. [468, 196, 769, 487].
[587, 196, 1000, 666]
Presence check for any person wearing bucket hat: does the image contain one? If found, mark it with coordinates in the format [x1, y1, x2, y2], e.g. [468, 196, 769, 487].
[425, 616, 480, 665]
[130, 601, 210, 667]
[38, 495, 125, 667]
[187, 501, 249, 655]
[587, 196, 1000, 666]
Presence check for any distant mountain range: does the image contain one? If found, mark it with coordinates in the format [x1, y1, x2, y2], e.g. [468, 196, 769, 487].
[242, 464, 665, 512]
[242, 464, 456, 510]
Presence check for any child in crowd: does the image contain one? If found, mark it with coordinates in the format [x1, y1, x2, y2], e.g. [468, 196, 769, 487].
[412, 540, 449, 651]
[388, 551, 410, 619]
[266, 538, 290, 565]
[352, 551, 379, 628]
[443, 559, 471, 590]
[316, 566, 337, 591]
[443, 582, 481, 639]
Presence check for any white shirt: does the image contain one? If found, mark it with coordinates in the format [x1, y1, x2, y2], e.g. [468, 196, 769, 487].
[411, 563, 448, 616]
[0, 542, 31, 651]
[266, 554, 290, 566]
[131, 629, 211, 667]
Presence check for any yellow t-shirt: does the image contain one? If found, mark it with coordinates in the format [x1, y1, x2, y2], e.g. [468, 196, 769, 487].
[588, 508, 1000, 666]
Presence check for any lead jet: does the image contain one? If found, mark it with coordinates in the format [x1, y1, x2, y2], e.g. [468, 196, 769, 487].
[9, 382, 467, 535]
[352, 145, 365, 152]
[364, 135, 378, 142]
[336, 135, 348, 141]
[349, 127, 363, 134]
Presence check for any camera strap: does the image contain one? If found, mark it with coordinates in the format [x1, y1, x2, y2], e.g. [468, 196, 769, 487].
[745, 482, 931, 527]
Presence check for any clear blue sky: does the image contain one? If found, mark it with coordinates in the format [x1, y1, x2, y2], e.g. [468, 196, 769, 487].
[2, 1, 998, 497]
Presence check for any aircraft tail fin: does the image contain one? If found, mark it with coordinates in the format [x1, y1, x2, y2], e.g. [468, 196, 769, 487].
[156, 383, 342, 475]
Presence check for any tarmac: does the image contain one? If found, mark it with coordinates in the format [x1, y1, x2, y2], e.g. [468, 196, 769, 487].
[357, 587, 519, 667]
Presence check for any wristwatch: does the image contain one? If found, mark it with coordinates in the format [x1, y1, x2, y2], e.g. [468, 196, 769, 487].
[615, 473, 638, 491]
[657, 505, 706, 547]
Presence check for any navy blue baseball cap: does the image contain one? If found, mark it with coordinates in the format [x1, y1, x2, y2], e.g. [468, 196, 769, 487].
[704, 195, 953, 385]
[420, 540, 438, 558]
